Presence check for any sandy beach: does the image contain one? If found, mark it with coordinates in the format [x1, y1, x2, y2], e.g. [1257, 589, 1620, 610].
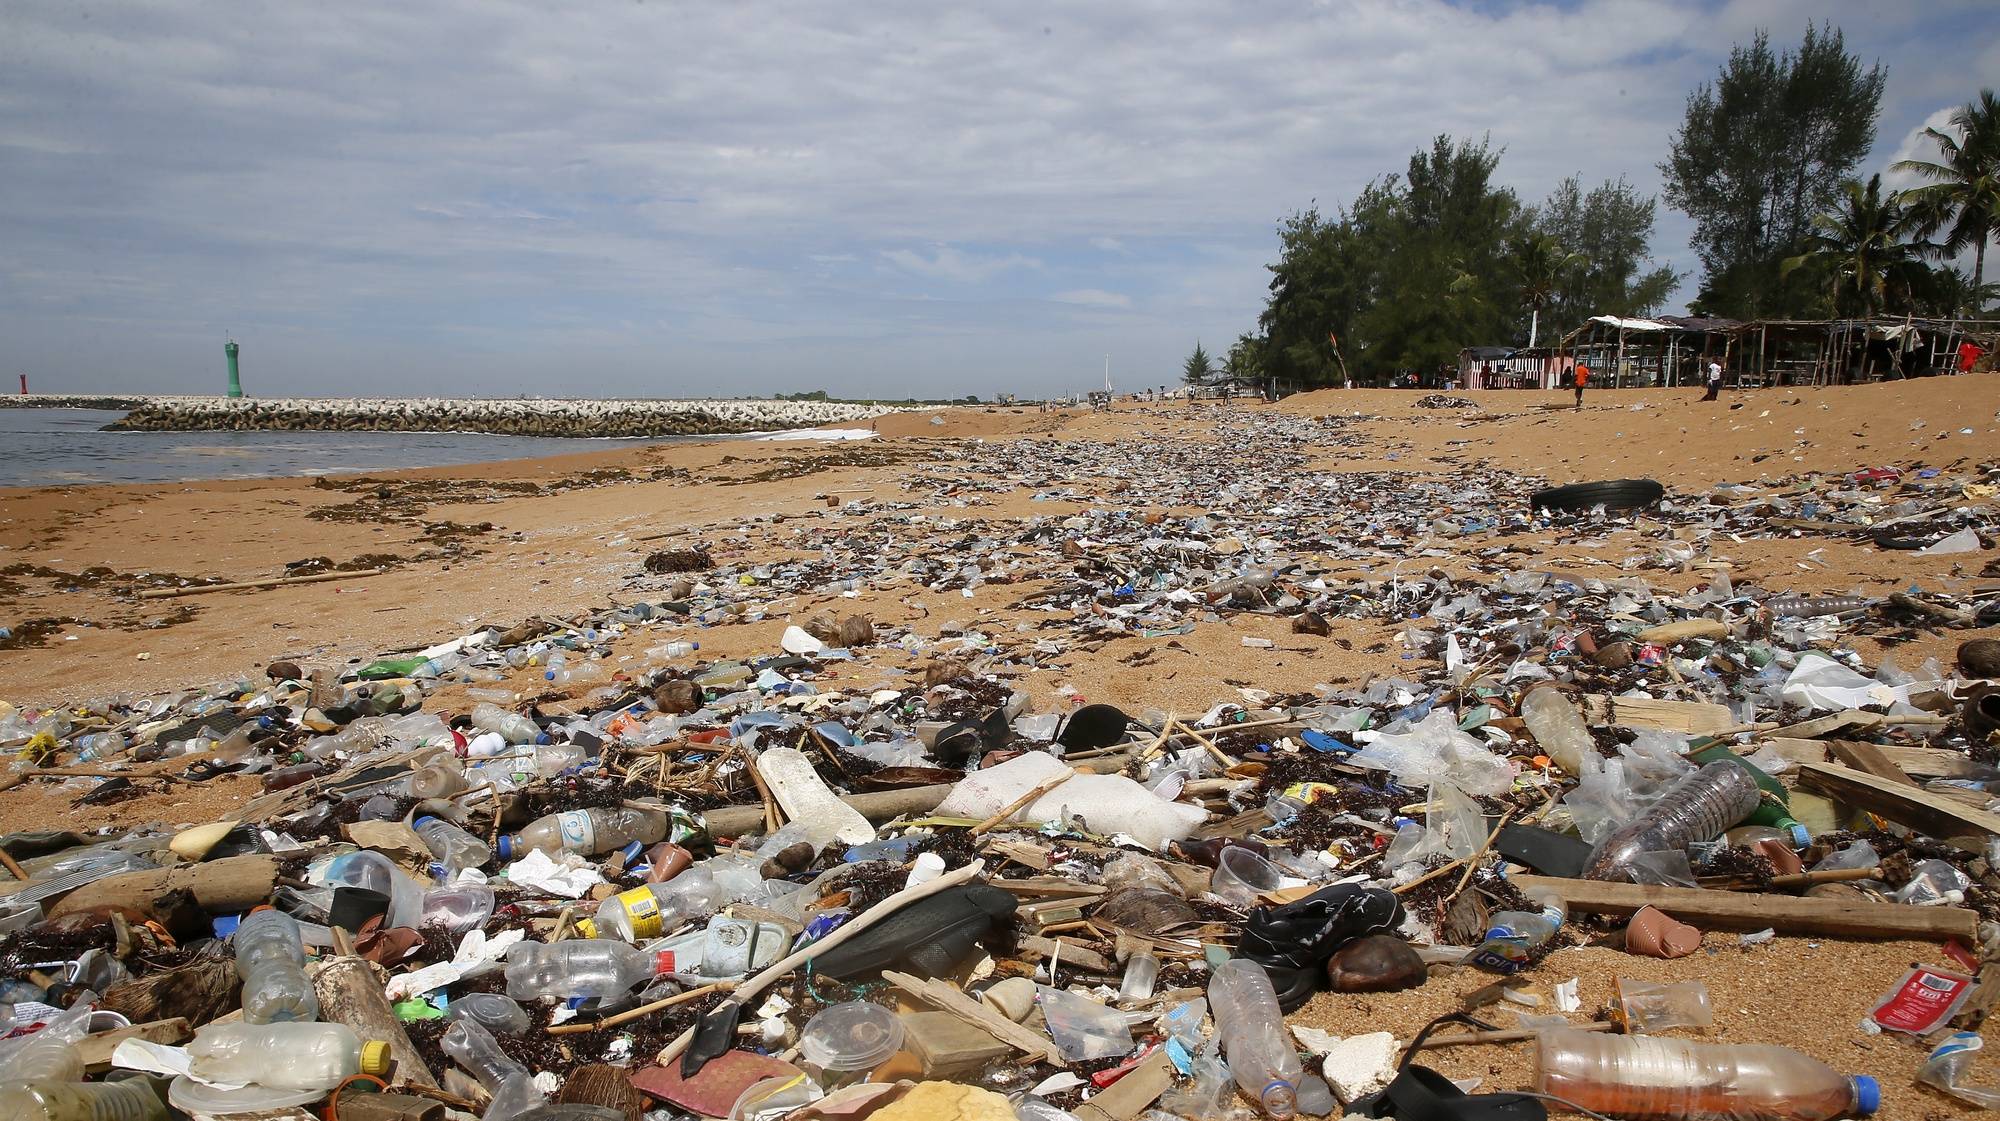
[1, 380, 1998, 1114]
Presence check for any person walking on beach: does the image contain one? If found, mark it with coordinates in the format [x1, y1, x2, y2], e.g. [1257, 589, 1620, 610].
[1702, 359, 1723, 401]
[1572, 362, 1587, 410]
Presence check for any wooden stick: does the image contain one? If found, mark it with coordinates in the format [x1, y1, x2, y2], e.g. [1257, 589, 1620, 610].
[1418, 1021, 1616, 1049]
[744, 747, 782, 834]
[1444, 811, 1515, 905]
[1513, 874, 1979, 940]
[656, 860, 986, 1069]
[971, 773, 1074, 836]
[1171, 720, 1234, 771]
[136, 568, 383, 600]
[0, 848, 27, 882]
[547, 981, 734, 1035]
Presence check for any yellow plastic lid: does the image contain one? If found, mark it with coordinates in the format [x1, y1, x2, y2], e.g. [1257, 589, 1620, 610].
[359, 1039, 392, 1076]
[575, 918, 598, 939]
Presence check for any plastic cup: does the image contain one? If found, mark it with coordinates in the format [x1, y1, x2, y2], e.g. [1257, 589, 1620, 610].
[798, 1002, 904, 1087]
[1211, 846, 1283, 906]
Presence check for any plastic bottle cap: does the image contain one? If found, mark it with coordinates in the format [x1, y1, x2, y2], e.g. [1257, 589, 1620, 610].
[413, 816, 439, 830]
[359, 1039, 392, 1076]
[575, 918, 598, 939]
[496, 835, 518, 860]
[1852, 1075, 1880, 1114]
[1787, 823, 1811, 847]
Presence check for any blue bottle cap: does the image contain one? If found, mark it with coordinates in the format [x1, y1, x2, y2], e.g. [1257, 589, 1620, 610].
[413, 816, 439, 830]
[1786, 823, 1810, 847]
[1852, 1075, 1879, 1114]
[496, 834, 517, 860]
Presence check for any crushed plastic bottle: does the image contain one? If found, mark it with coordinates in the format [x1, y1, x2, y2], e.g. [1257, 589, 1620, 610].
[1918, 1032, 2000, 1109]
[1582, 761, 1762, 882]
[1519, 687, 1601, 777]
[442, 1016, 544, 1120]
[1208, 958, 1303, 1118]
[413, 815, 492, 875]
[0, 1079, 171, 1121]
[1470, 887, 1566, 973]
[504, 939, 671, 1000]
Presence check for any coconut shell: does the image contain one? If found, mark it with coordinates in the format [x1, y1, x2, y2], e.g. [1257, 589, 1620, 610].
[1325, 934, 1427, 992]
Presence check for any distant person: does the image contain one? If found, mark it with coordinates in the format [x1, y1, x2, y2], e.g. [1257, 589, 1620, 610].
[1959, 339, 1986, 374]
[1572, 363, 1587, 410]
[1702, 359, 1723, 401]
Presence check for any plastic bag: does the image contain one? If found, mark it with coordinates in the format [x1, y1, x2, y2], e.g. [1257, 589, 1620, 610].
[1346, 710, 1512, 796]
[1037, 986, 1132, 1061]
[1617, 979, 1713, 1033]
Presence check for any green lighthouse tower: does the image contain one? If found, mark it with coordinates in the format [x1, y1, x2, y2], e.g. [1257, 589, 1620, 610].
[225, 339, 243, 398]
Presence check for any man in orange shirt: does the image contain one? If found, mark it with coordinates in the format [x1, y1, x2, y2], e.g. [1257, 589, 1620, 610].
[1572, 363, 1587, 410]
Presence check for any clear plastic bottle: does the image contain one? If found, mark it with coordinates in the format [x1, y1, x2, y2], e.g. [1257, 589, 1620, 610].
[187, 1022, 389, 1090]
[233, 908, 319, 1023]
[413, 816, 492, 874]
[470, 702, 541, 745]
[1207, 958, 1303, 1119]
[579, 866, 720, 941]
[663, 641, 698, 658]
[442, 1017, 543, 1120]
[1583, 761, 1762, 882]
[504, 939, 671, 1000]
[1536, 1029, 1878, 1120]
[1470, 887, 1567, 973]
[1519, 688, 1601, 777]
[0, 1000, 93, 1083]
[0, 1079, 171, 1121]
[497, 806, 667, 860]
[693, 663, 752, 689]
[544, 652, 571, 684]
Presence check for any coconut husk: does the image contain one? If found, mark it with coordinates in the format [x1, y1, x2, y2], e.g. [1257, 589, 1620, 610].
[644, 547, 712, 575]
[557, 1063, 646, 1121]
[101, 955, 239, 1025]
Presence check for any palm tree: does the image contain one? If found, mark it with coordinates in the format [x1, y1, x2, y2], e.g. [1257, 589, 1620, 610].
[1780, 175, 1933, 318]
[1893, 89, 2000, 313]
[1510, 232, 1580, 347]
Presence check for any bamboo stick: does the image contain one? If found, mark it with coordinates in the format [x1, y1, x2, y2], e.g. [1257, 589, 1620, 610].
[971, 773, 1074, 837]
[547, 981, 734, 1035]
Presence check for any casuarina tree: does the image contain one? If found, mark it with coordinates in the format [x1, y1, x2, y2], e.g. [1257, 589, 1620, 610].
[1660, 24, 1885, 317]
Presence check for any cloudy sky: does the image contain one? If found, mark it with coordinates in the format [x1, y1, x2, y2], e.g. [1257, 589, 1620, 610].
[3, 1, 1995, 399]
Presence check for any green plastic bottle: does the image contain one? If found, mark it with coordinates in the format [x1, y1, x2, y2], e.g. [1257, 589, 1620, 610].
[1688, 741, 1809, 845]
[355, 656, 427, 680]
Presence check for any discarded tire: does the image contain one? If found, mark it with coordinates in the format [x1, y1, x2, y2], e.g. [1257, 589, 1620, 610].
[1530, 479, 1665, 513]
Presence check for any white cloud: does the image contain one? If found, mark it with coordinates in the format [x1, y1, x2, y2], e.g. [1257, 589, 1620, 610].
[1090, 236, 1127, 253]
[878, 246, 1042, 283]
[1051, 288, 1132, 309]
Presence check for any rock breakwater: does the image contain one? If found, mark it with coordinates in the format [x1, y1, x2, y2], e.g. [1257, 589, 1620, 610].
[101, 396, 902, 438]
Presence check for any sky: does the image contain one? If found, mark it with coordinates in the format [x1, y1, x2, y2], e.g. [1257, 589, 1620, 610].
[2, 0, 1995, 399]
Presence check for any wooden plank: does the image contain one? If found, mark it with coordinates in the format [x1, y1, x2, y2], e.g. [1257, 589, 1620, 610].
[1017, 935, 1113, 973]
[1825, 741, 1919, 788]
[989, 877, 1106, 899]
[1795, 762, 2000, 845]
[74, 1018, 190, 1073]
[881, 969, 1059, 1064]
[1579, 695, 1735, 735]
[1511, 874, 1978, 941]
[1760, 739, 1975, 780]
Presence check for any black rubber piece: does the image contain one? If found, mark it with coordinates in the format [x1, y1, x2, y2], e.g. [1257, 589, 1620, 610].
[807, 883, 1018, 979]
[1056, 703, 1131, 750]
[1871, 529, 1932, 551]
[1529, 478, 1666, 513]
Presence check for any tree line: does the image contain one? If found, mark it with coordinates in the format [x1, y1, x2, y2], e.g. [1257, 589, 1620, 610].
[1188, 24, 1997, 389]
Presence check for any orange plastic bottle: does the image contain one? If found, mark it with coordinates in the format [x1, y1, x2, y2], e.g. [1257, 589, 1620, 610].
[1535, 1030, 1877, 1121]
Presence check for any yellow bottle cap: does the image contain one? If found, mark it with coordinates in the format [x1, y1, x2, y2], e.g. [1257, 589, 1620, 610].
[575, 918, 598, 939]
[359, 1039, 392, 1076]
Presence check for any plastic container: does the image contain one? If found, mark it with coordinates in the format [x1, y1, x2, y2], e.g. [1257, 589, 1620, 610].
[1535, 1029, 1877, 1120]
[1119, 950, 1160, 1003]
[1520, 687, 1600, 777]
[1208, 958, 1303, 1118]
[1616, 978, 1714, 1034]
[504, 939, 670, 1000]
[413, 815, 492, 874]
[1210, 846, 1284, 907]
[442, 1016, 544, 1120]
[445, 992, 532, 1035]
[233, 908, 319, 1024]
[0, 1001, 92, 1083]
[1918, 1031, 2000, 1109]
[797, 1002, 904, 1084]
[469, 702, 541, 745]
[421, 884, 496, 935]
[406, 757, 467, 799]
[188, 1022, 388, 1090]
[1470, 887, 1566, 973]
[730, 1075, 822, 1121]
[0, 1079, 171, 1121]
[498, 806, 668, 859]
[1582, 762, 1762, 882]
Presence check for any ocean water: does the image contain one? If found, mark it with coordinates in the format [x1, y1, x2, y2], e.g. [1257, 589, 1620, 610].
[0, 409, 690, 488]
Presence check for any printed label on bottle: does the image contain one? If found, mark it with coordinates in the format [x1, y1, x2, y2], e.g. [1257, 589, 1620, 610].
[612, 886, 664, 939]
[556, 810, 596, 853]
